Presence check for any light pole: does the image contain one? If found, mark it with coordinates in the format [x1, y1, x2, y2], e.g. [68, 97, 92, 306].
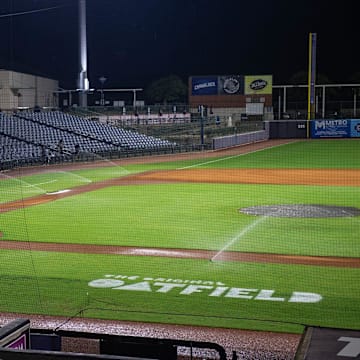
[78, 0, 89, 108]
[99, 76, 107, 106]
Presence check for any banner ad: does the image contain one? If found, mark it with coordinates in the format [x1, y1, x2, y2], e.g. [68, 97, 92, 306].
[350, 120, 360, 137]
[311, 120, 351, 138]
[218, 75, 244, 95]
[191, 77, 218, 96]
[244, 75, 273, 95]
[191, 75, 272, 96]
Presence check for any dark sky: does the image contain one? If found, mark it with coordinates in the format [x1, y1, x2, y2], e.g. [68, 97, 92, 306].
[0, 0, 359, 90]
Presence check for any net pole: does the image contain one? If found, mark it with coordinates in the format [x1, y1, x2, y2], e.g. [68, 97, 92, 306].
[307, 33, 317, 138]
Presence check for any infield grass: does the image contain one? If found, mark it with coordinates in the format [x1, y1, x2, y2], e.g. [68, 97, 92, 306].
[0, 139, 359, 332]
[1, 183, 360, 258]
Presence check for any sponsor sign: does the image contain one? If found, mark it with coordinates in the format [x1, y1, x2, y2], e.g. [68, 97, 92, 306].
[7, 334, 26, 350]
[311, 119, 350, 138]
[88, 274, 322, 304]
[191, 77, 218, 96]
[244, 75, 273, 95]
[190, 75, 273, 96]
[218, 75, 244, 95]
[298, 327, 360, 359]
[351, 120, 360, 138]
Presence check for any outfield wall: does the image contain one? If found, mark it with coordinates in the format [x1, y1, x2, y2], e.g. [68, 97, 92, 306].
[274, 119, 360, 138]
[212, 128, 269, 150]
[212, 120, 306, 150]
[212, 119, 360, 149]
[311, 119, 360, 138]
[267, 120, 307, 139]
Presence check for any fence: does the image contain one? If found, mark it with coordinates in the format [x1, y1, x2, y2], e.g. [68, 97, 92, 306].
[213, 129, 269, 150]
[68, 107, 264, 148]
[273, 100, 360, 120]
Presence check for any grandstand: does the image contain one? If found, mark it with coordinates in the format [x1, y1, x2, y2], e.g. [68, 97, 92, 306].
[0, 110, 176, 170]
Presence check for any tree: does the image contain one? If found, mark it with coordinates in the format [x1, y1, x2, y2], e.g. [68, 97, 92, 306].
[145, 75, 187, 104]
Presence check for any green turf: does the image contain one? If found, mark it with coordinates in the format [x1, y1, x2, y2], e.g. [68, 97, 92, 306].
[1, 139, 359, 203]
[1, 250, 359, 333]
[1, 183, 359, 257]
[170, 139, 360, 169]
[0, 139, 359, 332]
[0, 165, 133, 203]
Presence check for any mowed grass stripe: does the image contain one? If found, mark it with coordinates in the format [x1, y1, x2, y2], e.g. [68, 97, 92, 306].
[1, 183, 359, 257]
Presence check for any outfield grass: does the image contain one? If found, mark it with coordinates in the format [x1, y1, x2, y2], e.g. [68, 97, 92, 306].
[0, 139, 359, 332]
[1, 139, 359, 203]
[196, 139, 360, 169]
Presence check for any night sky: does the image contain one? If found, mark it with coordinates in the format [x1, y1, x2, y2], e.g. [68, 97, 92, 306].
[0, 0, 359, 90]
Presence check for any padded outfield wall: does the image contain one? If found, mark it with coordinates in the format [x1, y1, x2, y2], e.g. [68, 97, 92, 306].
[212, 119, 360, 149]
[265, 119, 360, 140]
[311, 119, 360, 138]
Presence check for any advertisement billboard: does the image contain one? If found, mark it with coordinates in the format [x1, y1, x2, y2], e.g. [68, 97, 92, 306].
[244, 75, 273, 95]
[218, 75, 244, 95]
[311, 119, 350, 138]
[191, 77, 218, 96]
[0, 319, 30, 350]
[351, 120, 360, 137]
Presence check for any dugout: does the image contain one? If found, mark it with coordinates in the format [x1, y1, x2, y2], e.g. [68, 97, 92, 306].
[0, 319, 227, 360]
[295, 326, 360, 359]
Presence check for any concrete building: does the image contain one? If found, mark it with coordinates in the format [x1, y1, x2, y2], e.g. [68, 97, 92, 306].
[0, 70, 58, 111]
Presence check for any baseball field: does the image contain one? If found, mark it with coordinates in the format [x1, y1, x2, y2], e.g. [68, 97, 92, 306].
[0, 139, 359, 334]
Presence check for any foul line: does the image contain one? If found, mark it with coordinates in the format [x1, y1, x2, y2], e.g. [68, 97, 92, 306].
[23, 180, 57, 187]
[177, 142, 291, 170]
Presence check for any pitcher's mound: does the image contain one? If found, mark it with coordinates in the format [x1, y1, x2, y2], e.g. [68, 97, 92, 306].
[240, 205, 360, 218]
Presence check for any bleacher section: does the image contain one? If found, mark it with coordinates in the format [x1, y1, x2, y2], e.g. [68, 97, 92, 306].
[0, 110, 176, 169]
[0, 135, 42, 164]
